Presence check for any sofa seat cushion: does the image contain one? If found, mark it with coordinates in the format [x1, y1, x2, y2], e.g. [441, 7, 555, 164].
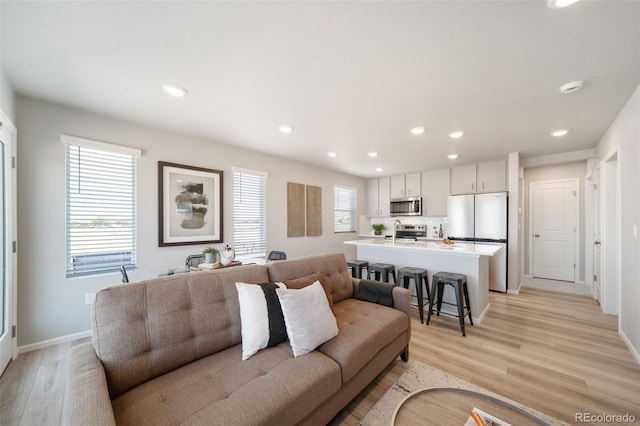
[317, 298, 408, 383]
[112, 343, 341, 426]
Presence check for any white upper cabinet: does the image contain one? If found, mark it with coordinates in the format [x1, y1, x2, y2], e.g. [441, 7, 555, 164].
[450, 164, 477, 195]
[378, 176, 391, 216]
[390, 174, 405, 199]
[421, 168, 450, 216]
[477, 159, 507, 192]
[390, 172, 421, 198]
[405, 172, 421, 197]
[367, 177, 391, 217]
[366, 178, 379, 217]
[450, 159, 507, 195]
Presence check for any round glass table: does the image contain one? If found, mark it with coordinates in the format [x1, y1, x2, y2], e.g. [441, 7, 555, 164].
[391, 387, 551, 425]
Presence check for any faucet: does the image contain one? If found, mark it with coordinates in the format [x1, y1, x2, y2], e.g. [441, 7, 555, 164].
[392, 219, 402, 243]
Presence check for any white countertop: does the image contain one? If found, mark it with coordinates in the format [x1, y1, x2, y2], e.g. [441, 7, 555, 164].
[358, 234, 442, 241]
[345, 238, 502, 256]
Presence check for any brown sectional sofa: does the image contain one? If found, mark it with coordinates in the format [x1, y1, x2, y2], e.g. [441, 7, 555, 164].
[63, 253, 411, 425]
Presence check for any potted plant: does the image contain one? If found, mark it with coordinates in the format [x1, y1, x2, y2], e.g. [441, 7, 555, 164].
[202, 247, 218, 263]
[371, 223, 385, 236]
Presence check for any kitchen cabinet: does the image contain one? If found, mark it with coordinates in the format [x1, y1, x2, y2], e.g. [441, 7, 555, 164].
[390, 172, 421, 198]
[477, 159, 507, 192]
[450, 164, 477, 195]
[367, 177, 391, 216]
[378, 176, 391, 216]
[405, 172, 421, 197]
[366, 179, 379, 216]
[450, 159, 507, 194]
[390, 175, 405, 199]
[421, 168, 450, 216]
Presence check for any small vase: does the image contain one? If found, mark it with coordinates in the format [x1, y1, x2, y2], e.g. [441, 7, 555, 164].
[204, 253, 214, 263]
[374, 230, 382, 235]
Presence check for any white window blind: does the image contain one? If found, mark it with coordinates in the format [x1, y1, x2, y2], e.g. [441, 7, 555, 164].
[63, 136, 139, 278]
[233, 169, 267, 257]
[334, 185, 357, 233]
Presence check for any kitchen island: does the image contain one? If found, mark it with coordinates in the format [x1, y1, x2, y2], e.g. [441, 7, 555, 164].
[344, 239, 503, 324]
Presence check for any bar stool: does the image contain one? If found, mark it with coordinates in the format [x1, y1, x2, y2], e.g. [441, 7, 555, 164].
[427, 272, 473, 336]
[347, 260, 368, 279]
[367, 263, 397, 284]
[397, 267, 430, 323]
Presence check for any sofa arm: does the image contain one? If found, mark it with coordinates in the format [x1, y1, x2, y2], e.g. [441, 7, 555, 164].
[352, 278, 410, 311]
[391, 285, 411, 317]
[63, 342, 116, 426]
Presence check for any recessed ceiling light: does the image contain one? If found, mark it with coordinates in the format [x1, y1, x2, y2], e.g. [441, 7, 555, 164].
[550, 129, 570, 137]
[162, 84, 188, 97]
[448, 131, 465, 139]
[368, 152, 378, 158]
[278, 125, 293, 134]
[409, 127, 425, 135]
[559, 80, 584, 95]
[328, 152, 337, 158]
[448, 154, 459, 160]
[375, 167, 384, 172]
[547, 0, 580, 9]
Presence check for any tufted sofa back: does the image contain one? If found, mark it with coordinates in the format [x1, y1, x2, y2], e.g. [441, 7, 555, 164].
[267, 253, 354, 303]
[91, 265, 269, 398]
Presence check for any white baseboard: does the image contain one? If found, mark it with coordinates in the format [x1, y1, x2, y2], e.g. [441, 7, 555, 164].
[619, 329, 640, 364]
[18, 330, 92, 354]
[476, 303, 490, 324]
[507, 279, 522, 294]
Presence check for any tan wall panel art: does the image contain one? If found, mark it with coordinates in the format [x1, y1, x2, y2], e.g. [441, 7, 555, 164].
[287, 182, 305, 237]
[306, 185, 322, 236]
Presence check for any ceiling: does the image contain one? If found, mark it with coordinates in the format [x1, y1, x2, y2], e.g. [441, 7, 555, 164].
[2, 1, 639, 177]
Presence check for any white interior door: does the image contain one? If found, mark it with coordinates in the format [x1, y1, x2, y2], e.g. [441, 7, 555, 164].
[531, 180, 576, 282]
[592, 166, 602, 302]
[0, 117, 16, 375]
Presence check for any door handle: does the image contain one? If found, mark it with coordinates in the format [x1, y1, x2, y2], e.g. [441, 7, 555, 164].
[594, 240, 601, 245]
[534, 234, 540, 238]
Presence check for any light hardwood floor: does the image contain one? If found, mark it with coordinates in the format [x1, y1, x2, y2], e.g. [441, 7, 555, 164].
[2, 288, 639, 425]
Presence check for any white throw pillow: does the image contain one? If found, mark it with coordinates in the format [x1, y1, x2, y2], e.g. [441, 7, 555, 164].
[236, 282, 287, 360]
[276, 280, 339, 357]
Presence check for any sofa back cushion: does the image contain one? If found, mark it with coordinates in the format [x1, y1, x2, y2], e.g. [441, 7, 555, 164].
[267, 253, 353, 303]
[91, 265, 269, 398]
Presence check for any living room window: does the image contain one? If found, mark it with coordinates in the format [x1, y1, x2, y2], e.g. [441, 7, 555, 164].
[334, 185, 357, 233]
[63, 135, 140, 278]
[233, 168, 267, 258]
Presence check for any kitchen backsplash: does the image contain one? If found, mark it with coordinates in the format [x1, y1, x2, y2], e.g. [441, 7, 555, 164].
[359, 215, 448, 239]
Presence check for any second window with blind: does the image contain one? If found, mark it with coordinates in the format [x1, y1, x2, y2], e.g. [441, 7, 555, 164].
[233, 168, 267, 258]
[334, 185, 357, 233]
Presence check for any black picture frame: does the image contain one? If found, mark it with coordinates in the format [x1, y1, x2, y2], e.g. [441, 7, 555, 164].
[158, 161, 223, 247]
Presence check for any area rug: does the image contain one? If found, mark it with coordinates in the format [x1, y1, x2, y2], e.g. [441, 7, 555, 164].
[358, 361, 569, 426]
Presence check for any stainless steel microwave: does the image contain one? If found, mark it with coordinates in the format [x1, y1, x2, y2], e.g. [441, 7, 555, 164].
[390, 197, 422, 216]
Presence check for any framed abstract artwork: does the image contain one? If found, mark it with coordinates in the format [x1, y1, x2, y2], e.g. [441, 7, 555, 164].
[158, 161, 223, 246]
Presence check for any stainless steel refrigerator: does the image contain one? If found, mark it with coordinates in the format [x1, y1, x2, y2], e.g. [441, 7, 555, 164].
[447, 192, 508, 292]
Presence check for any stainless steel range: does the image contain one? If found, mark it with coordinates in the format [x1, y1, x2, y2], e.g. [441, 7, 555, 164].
[392, 224, 427, 241]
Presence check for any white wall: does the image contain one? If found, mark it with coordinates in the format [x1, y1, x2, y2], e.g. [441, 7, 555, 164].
[595, 85, 640, 361]
[16, 95, 365, 346]
[1, 64, 16, 123]
[523, 161, 587, 282]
